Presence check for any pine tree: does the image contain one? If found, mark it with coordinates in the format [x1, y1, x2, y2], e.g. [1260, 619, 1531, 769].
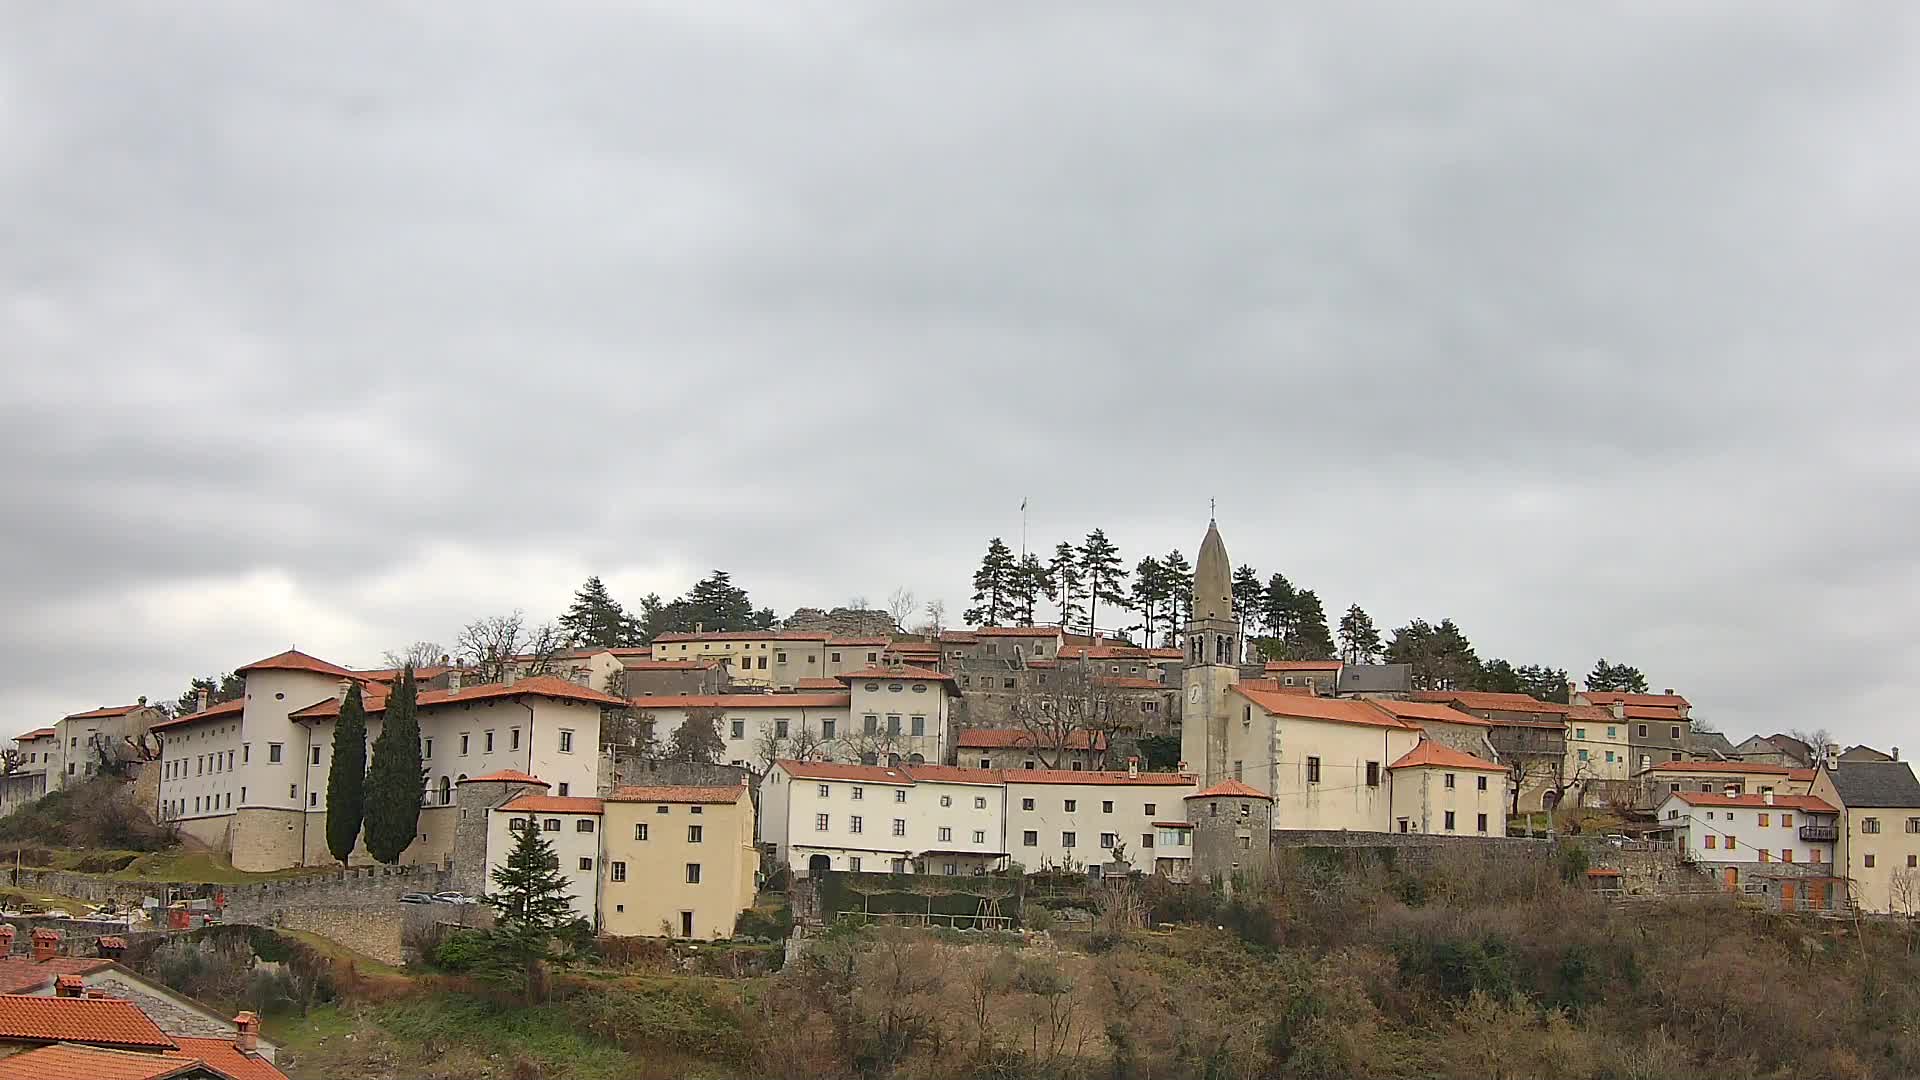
[1261, 573, 1297, 641]
[666, 710, 725, 764]
[965, 538, 1018, 627]
[1078, 529, 1127, 636]
[1231, 566, 1264, 626]
[1475, 658, 1524, 694]
[1288, 589, 1335, 660]
[1129, 556, 1169, 644]
[1587, 659, 1649, 693]
[362, 667, 426, 864]
[324, 683, 369, 865]
[1386, 619, 1481, 691]
[481, 821, 577, 999]
[684, 571, 759, 631]
[1009, 554, 1050, 626]
[1161, 549, 1193, 640]
[173, 673, 245, 717]
[1048, 542, 1084, 630]
[1338, 605, 1383, 665]
[1516, 664, 1572, 703]
[558, 575, 639, 648]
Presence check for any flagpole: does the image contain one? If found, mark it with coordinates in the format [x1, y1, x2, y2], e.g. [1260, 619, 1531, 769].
[1020, 498, 1028, 560]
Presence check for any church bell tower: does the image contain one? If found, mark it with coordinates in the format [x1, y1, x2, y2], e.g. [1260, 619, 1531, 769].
[1180, 518, 1241, 785]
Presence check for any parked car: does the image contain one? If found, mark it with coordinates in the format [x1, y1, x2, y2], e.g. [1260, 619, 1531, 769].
[398, 892, 434, 905]
[431, 891, 479, 905]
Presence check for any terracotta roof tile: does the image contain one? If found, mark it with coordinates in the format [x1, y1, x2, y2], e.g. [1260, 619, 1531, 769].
[1584, 691, 1690, 709]
[1620, 704, 1687, 720]
[0, 1044, 215, 1080]
[1669, 792, 1836, 813]
[618, 659, 722, 671]
[1005, 770, 1195, 787]
[455, 770, 548, 787]
[971, 627, 1062, 637]
[775, 760, 913, 784]
[59, 705, 145, 722]
[13, 728, 55, 742]
[1648, 761, 1791, 775]
[0, 958, 114, 995]
[1186, 779, 1272, 800]
[1367, 699, 1495, 728]
[954, 729, 1105, 751]
[0, 994, 176, 1050]
[825, 637, 891, 647]
[901, 765, 1005, 785]
[150, 699, 246, 733]
[1262, 661, 1342, 672]
[1232, 687, 1418, 731]
[605, 785, 747, 805]
[836, 665, 956, 684]
[792, 678, 843, 691]
[289, 676, 625, 721]
[169, 1038, 290, 1080]
[624, 693, 850, 710]
[234, 649, 355, 679]
[499, 795, 603, 814]
[1389, 741, 1508, 772]
[650, 631, 829, 642]
[1412, 690, 1573, 715]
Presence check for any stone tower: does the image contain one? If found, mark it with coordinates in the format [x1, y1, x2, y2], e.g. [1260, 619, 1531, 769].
[1180, 519, 1241, 785]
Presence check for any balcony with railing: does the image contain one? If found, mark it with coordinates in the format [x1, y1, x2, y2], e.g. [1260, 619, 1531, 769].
[1799, 824, 1838, 842]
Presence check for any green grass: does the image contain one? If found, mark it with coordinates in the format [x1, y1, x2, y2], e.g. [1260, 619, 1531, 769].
[108, 850, 327, 884]
[274, 928, 410, 979]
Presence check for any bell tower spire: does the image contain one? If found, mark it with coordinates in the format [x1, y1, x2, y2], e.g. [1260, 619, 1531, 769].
[1181, 516, 1242, 785]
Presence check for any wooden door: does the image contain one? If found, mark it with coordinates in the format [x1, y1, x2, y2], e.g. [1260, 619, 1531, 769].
[1780, 881, 1797, 911]
[1808, 880, 1826, 909]
[1722, 867, 1738, 892]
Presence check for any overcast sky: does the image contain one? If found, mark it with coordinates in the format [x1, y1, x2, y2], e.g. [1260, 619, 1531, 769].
[4, 5, 1916, 750]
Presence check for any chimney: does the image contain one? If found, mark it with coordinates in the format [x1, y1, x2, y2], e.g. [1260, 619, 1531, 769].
[233, 1012, 260, 1054]
[504, 668, 518, 688]
[0, 925, 16, 955]
[95, 936, 126, 960]
[1763, 790, 1775, 805]
[197, 688, 210, 714]
[440, 653, 450, 667]
[447, 669, 462, 694]
[32, 928, 60, 962]
[1894, 747, 1902, 762]
[53, 974, 84, 997]
[1611, 703, 1625, 720]
[336, 679, 352, 703]
[137, 696, 147, 707]
[695, 621, 705, 634]
[1566, 681, 1578, 702]
[1127, 756, 1140, 779]
[1664, 688, 1674, 696]
[1724, 784, 1739, 799]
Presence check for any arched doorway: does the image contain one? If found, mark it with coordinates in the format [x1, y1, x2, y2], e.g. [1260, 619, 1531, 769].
[808, 854, 831, 876]
[887, 753, 903, 767]
[439, 776, 452, 804]
[908, 753, 925, 765]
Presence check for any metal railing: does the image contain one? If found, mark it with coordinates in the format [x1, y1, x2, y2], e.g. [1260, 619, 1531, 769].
[1798, 825, 1838, 842]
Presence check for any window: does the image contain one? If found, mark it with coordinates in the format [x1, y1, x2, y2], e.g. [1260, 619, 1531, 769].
[579, 857, 593, 871]
[610, 862, 626, 882]
[887, 715, 901, 735]
[558, 730, 574, 753]
[311, 746, 322, 766]
[851, 787, 863, 801]
[1671, 726, 1681, 740]
[1022, 797, 1035, 811]
[1476, 775, 1488, 792]
[1725, 836, 1736, 850]
[543, 818, 560, 832]
[460, 734, 470, 755]
[686, 863, 702, 884]
[940, 795, 952, 807]
[288, 784, 297, 799]
[1444, 811, 1456, 831]
[558, 783, 569, 797]
[1863, 817, 1881, 834]
[1705, 835, 1716, 850]
[1637, 725, 1648, 738]
[1002, 678, 1016, 689]
[577, 819, 594, 833]
[776, 651, 787, 663]
[1909, 854, 1918, 868]
[850, 815, 863, 834]
[1023, 830, 1038, 846]
[1864, 854, 1876, 868]
[892, 819, 906, 836]
[818, 784, 831, 798]
[1781, 849, 1794, 862]
[894, 790, 907, 804]
[1605, 752, 1615, 763]
[973, 829, 986, 844]
[423, 738, 432, 759]
[1306, 757, 1321, 784]
[1231, 760, 1242, 781]
[776, 720, 789, 738]
[1100, 833, 1117, 849]
[974, 796, 987, 809]
[815, 813, 830, 832]
[939, 827, 952, 842]
[1102, 800, 1114, 814]
[268, 743, 283, 763]
[849, 856, 862, 872]
[1477, 813, 1488, 833]
[732, 721, 746, 739]
[1758, 813, 1769, 827]
[485, 731, 495, 753]
[831, 651, 841, 663]
[822, 720, 836, 739]
[511, 728, 520, 750]
[1575, 728, 1586, 741]
[688, 824, 703, 843]
[1782, 814, 1793, 827]
[757, 657, 766, 670]
[1578, 749, 1589, 762]
[1144, 803, 1157, 816]
[634, 823, 649, 840]
[1062, 831, 1076, 848]
[1607, 726, 1617, 738]
[1908, 817, 1920, 834]
[864, 715, 878, 734]
[1064, 799, 1077, 812]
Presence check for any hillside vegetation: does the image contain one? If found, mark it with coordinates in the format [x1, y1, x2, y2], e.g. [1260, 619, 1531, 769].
[240, 845, 1920, 1079]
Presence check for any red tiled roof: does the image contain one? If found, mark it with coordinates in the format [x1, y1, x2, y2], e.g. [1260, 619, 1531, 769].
[1648, 760, 1791, 775]
[1389, 741, 1508, 772]
[1263, 661, 1342, 672]
[13, 728, 55, 742]
[1186, 778, 1272, 800]
[1562, 704, 1616, 724]
[1093, 677, 1165, 690]
[1367, 699, 1495, 728]
[150, 699, 246, 733]
[1670, 791, 1836, 813]
[499, 795, 603, 814]
[955, 728, 1106, 751]
[623, 693, 851, 710]
[650, 631, 828, 642]
[606, 785, 746, 805]
[1621, 705, 1686, 720]
[170, 1037, 290, 1080]
[1412, 690, 1572, 716]
[1152, 821, 1194, 829]
[826, 637, 891, 647]
[234, 649, 355, 679]
[0, 958, 114, 995]
[618, 659, 721, 671]
[1005, 770, 1195, 787]
[0, 1044, 214, 1080]
[972, 627, 1062, 637]
[902, 765, 1005, 785]
[456, 770, 548, 787]
[776, 760, 913, 784]
[0, 994, 176, 1050]
[792, 678, 843, 691]
[1585, 691, 1690, 709]
[836, 665, 956, 685]
[1788, 768, 1817, 783]
[1232, 687, 1419, 731]
[1058, 644, 1176, 661]
[60, 705, 145, 722]
[289, 676, 626, 720]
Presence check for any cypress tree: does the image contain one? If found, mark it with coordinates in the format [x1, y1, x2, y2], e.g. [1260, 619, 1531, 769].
[324, 683, 369, 865]
[362, 666, 426, 864]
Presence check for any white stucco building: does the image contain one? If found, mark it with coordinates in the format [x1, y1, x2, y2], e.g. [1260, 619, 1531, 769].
[490, 794, 604, 925]
[762, 760, 1009, 877]
[1657, 790, 1839, 867]
[1003, 769, 1198, 871]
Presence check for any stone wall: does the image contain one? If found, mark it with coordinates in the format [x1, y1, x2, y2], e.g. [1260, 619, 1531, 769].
[1269, 829, 1553, 873]
[1575, 840, 1717, 896]
[9, 867, 220, 907]
[219, 864, 448, 925]
[782, 607, 898, 638]
[276, 906, 410, 966]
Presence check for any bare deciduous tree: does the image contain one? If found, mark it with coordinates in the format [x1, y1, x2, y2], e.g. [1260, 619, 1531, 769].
[841, 724, 908, 767]
[788, 721, 829, 763]
[914, 599, 947, 638]
[1009, 659, 1138, 769]
[887, 588, 917, 632]
[382, 641, 447, 670]
[456, 611, 569, 685]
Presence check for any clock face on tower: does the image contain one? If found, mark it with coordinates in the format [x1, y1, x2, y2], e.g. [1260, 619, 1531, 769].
[1188, 685, 1202, 706]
